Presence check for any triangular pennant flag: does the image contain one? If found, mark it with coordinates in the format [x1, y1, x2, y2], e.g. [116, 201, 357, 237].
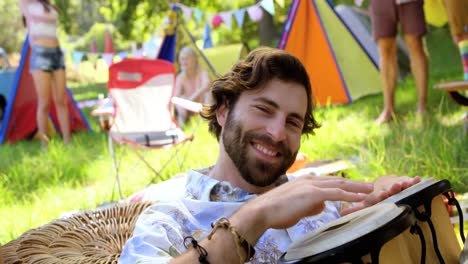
[219, 11, 233, 30]
[180, 4, 193, 22]
[275, 0, 285, 8]
[247, 5, 263, 22]
[133, 49, 143, 58]
[87, 53, 99, 66]
[143, 41, 158, 59]
[72, 51, 84, 66]
[193, 8, 203, 24]
[202, 22, 214, 49]
[260, 0, 275, 16]
[205, 12, 214, 26]
[117, 51, 128, 59]
[90, 38, 97, 53]
[102, 53, 114, 66]
[234, 8, 246, 28]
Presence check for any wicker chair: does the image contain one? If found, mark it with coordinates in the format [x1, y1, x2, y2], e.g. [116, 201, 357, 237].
[1, 202, 153, 264]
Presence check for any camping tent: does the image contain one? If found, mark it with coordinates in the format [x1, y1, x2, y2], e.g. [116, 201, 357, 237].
[0, 36, 91, 144]
[157, 9, 249, 78]
[278, 0, 382, 105]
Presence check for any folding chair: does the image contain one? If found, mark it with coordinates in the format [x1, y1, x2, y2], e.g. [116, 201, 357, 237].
[97, 58, 200, 200]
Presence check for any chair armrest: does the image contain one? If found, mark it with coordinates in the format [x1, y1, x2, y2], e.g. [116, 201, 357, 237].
[91, 98, 115, 116]
[171, 96, 203, 113]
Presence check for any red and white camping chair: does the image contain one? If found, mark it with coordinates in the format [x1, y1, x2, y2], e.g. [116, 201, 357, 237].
[93, 58, 201, 200]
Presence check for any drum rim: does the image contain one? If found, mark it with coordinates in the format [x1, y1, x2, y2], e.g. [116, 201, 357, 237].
[393, 179, 451, 208]
[278, 205, 415, 264]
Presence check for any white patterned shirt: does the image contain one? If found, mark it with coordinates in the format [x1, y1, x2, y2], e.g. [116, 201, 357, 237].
[119, 168, 342, 264]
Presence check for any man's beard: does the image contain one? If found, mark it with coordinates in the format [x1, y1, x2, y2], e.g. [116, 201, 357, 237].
[222, 112, 297, 187]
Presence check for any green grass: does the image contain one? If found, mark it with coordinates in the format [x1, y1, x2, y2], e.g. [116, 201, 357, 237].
[1, 26, 467, 244]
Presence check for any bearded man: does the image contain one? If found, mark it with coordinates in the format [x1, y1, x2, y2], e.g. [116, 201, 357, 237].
[119, 47, 420, 264]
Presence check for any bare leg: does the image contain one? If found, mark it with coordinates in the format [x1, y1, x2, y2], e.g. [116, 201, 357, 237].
[31, 70, 52, 147]
[376, 37, 398, 124]
[403, 34, 428, 116]
[52, 68, 71, 144]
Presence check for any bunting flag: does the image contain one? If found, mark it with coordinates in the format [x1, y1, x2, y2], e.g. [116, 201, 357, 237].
[219, 11, 233, 30]
[117, 51, 129, 60]
[104, 29, 115, 53]
[87, 53, 99, 67]
[261, 0, 275, 16]
[193, 8, 203, 24]
[133, 49, 144, 59]
[247, 5, 263, 22]
[180, 4, 193, 22]
[234, 8, 246, 28]
[143, 40, 159, 59]
[72, 51, 84, 66]
[203, 22, 214, 49]
[90, 38, 97, 53]
[173, 0, 281, 31]
[102, 53, 114, 66]
[205, 12, 214, 27]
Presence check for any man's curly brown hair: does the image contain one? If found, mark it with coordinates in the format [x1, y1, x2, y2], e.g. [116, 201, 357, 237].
[200, 47, 320, 140]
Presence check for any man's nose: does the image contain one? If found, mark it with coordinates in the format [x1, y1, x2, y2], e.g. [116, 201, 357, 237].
[266, 118, 287, 142]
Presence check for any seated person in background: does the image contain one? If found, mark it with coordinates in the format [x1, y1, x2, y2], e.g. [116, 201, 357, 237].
[119, 47, 420, 264]
[174, 46, 211, 126]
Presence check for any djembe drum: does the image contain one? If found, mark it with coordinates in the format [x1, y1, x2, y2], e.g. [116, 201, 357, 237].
[279, 203, 416, 264]
[380, 178, 463, 264]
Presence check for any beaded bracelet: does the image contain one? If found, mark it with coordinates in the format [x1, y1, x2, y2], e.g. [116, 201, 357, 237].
[207, 217, 256, 264]
[184, 236, 210, 264]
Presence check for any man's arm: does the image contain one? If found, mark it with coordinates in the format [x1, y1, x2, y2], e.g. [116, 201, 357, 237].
[171, 176, 373, 263]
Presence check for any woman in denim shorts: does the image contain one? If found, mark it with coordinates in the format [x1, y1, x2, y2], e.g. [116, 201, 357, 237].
[19, 0, 70, 147]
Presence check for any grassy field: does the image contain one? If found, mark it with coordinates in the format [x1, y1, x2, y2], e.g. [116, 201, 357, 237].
[0, 26, 467, 244]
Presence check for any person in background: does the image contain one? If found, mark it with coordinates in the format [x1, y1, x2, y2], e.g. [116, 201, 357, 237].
[369, 0, 429, 124]
[19, 0, 70, 147]
[119, 47, 420, 264]
[442, 0, 468, 80]
[173, 46, 211, 126]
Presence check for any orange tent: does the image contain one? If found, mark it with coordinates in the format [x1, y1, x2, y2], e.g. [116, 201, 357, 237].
[278, 0, 381, 106]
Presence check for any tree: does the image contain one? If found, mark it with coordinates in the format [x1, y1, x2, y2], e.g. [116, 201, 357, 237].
[0, 0, 27, 53]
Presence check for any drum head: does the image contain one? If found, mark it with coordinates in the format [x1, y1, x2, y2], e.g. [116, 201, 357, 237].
[380, 178, 451, 208]
[279, 203, 414, 264]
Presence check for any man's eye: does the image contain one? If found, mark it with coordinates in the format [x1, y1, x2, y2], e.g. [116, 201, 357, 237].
[255, 106, 270, 113]
[288, 120, 302, 129]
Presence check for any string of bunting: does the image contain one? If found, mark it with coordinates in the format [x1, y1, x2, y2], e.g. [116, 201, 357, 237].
[65, 0, 284, 67]
[66, 40, 160, 68]
[174, 0, 281, 49]
[175, 0, 282, 29]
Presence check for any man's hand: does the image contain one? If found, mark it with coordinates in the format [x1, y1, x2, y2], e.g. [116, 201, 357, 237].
[173, 176, 375, 264]
[229, 175, 374, 246]
[341, 175, 421, 215]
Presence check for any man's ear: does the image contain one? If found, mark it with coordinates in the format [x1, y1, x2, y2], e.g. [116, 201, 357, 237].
[216, 103, 229, 127]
